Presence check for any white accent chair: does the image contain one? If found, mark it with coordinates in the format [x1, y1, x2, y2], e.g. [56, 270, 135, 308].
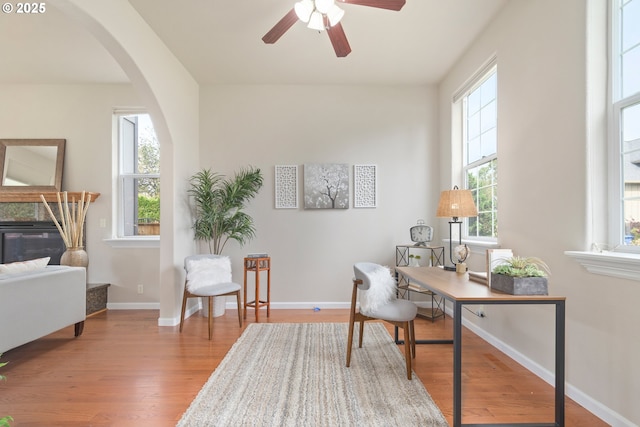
[346, 262, 418, 380]
[180, 254, 242, 340]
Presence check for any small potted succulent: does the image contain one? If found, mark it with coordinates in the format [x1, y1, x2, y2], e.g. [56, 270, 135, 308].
[491, 256, 550, 295]
[408, 254, 422, 267]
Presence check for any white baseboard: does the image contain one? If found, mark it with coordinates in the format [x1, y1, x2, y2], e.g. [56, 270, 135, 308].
[461, 312, 634, 427]
[107, 302, 160, 310]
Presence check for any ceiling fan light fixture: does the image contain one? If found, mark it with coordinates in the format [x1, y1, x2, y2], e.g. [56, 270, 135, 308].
[314, 0, 334, 14]
[307, 10, 326, 31]
[294, 0, 314, 23]
[326, 4, 344, 26]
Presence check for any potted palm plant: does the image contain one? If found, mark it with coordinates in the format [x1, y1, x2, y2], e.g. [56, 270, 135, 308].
[188, 167, 263, 255]
[491, 256, 550, 295]
[188, 167, 263, 317]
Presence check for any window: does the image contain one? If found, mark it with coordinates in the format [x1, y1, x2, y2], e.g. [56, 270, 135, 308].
[610, 0, 640, 250]
[115, 112, 160, 237]
[461, 66, 498, 239]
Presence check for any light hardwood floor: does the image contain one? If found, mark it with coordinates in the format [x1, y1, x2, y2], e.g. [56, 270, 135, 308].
[1, 309, 606, 426]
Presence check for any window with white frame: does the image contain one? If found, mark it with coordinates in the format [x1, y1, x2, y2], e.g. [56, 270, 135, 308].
[461, 66, 498, 239]
[115, 112, 160, 237]
[610, 0, 640, 250]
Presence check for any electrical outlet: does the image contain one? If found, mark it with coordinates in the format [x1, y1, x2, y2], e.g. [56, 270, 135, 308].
[137, 284, 143, 294]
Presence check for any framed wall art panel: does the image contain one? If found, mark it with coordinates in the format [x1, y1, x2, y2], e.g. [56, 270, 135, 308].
[275, 165, 298, 209]
[303, 163, 349, 209]
[354, 164, 377, 208]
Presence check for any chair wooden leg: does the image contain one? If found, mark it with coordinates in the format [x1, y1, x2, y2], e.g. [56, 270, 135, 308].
[346, 316, 355, 367]
[235, 291, 242, 327]
[410, 320, 416, 359]
[208, 297, 213, 340]
[403, 321, 412, 380]
[179, 285, 188, 333]
[358, 320, 365, 348]
[347, 280, 359, 368]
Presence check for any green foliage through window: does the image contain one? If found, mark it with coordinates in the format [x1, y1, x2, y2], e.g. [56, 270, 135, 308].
[138, 195, 160, 223]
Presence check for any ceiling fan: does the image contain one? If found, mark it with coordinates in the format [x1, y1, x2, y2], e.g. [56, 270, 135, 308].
[262, 0, 406, 58]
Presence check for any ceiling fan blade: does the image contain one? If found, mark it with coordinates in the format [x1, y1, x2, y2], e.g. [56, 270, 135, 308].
[338, 0, 406, 11]
[262, 8, 299, 44]
[327, 23, 352, 57]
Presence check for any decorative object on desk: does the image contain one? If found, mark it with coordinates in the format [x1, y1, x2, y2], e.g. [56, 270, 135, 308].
[409, 219, 433, 246]
[454, 244, 469, 263]
[486, 248, 513, 287]
[353, 164, 377, 208]
[454, 244, 469, 274]
[189, 167, 263, 254]
[40, 191, 92, 268]
[408, 254, 421, 267]
[436, 186, 477, 271]
[491, 256, 550, 295]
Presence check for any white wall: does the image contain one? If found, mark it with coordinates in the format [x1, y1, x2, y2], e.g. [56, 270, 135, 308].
[0, 83, 440, 307]
[0, 84, 162, 304]
[439, 1, 639, 425]
[200, 84, 440, 304]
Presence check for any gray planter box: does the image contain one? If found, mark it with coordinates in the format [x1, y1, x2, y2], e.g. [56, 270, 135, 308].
[490, 273, 548, 295]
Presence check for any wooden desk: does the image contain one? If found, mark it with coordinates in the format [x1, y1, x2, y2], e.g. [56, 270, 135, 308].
[396, 266, 566, 427]
[243, 257, 271, 322]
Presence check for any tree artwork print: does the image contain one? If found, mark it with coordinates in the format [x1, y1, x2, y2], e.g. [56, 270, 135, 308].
[303, 163, 349, 209]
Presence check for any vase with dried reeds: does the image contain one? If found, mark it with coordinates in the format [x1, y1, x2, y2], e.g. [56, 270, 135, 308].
[40, 191, 92, 268]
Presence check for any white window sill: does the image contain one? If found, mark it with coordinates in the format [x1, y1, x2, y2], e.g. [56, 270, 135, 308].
[565, 250, 640, 281]
[103, 237, 160, 249]
[442, 238, 500, 255]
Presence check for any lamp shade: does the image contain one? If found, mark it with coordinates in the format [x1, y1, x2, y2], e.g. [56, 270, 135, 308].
[436, 187, 478, 219]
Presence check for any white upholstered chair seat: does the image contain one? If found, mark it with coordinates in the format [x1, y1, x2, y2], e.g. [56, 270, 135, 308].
[187, 281, 240, 296]
[362, 298, 417, 323]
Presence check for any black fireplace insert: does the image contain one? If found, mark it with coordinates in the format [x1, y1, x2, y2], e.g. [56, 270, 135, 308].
[0, 222, 67, 265]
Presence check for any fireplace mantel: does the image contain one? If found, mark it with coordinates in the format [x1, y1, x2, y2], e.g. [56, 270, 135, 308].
[0, 192, 100, 203]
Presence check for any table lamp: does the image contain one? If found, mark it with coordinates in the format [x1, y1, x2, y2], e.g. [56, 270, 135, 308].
[436, 186, 478, 271]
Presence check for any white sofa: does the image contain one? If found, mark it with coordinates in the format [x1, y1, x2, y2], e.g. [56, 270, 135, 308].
[0, 265, 86, 354]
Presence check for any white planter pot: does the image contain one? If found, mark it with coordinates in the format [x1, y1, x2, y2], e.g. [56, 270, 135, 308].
[200, 296, 227, 317]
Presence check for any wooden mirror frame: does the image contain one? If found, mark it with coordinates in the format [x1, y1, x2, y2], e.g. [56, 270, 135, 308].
[0, 139, 65, 192]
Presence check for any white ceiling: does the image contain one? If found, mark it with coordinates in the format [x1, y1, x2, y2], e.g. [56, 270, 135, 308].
[0, 0, 507, 86]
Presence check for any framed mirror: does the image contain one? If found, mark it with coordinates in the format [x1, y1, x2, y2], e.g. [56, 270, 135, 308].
[0, 139, 65, 192]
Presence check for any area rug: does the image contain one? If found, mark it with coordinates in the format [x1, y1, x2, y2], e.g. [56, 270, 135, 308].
[176, 322, 448, 427]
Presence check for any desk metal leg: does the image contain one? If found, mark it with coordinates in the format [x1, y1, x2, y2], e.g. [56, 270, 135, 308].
[556, 300, 566, 427]
[453, 301, 462, 427]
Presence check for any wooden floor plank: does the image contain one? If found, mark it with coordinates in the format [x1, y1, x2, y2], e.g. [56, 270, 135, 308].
[0, 309, 607, 427]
